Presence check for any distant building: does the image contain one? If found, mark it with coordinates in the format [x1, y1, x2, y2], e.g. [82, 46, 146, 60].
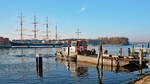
[0, 37, 11, 48]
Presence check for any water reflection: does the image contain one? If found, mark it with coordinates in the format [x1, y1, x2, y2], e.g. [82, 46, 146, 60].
[45, 48, 51, 72]
[96, 67, 103, 84]
[0, 47, 149, 84]
[56, 55, 149, 84]
[35, 48, 53, 78]
[138, 68, 142, 76]
[56, 57, 104, 83]
[20, 49, 25, 78]
[0, 48, 10, 55]
[10, 48, 54, 78]
[97, 52, 103, 84]
[55, 57, 88, 77]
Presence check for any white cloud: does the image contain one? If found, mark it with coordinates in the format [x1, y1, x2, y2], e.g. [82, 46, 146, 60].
[80, 7, 86, 12]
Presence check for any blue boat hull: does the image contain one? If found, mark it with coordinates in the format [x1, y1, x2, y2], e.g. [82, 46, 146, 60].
[11, 42, 63, 48]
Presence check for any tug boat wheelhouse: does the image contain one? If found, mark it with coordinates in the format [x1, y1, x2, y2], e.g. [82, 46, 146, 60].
[71, 40, 88, 53]
[58, 40, 88, 57]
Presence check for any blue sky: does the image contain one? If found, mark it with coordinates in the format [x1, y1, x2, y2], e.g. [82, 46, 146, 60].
[0, 0, 150, 42]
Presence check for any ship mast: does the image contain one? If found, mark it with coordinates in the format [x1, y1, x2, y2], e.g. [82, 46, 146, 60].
[32, 15, 38, 40]
[46, 17, 49, 40]
[19, 12, 23, 41]
[55, 24, 58, 40]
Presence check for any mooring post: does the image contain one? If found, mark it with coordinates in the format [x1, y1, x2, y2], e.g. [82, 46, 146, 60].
[97, 48, 100, 67]
[36, 53, 43, 77]
[119, 48, 122, 56]
[97, 43, 102, 67]
[139, 49, 143, 67]
[100, 44, 103, 64]
[68, 45, 70, 56]
[111, 56, 113, 72]
[128, 48, 131, 56]
[84, 50, 87, 56]
[138, 49, 143, 75]
[139, 49, 143, 66]
[132, 44, 135, 56]
[142, 44, 144, 49]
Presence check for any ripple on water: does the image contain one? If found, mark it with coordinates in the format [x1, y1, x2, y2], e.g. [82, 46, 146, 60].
[0, 47, 149, 84]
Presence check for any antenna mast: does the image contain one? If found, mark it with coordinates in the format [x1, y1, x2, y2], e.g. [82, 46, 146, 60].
[75, 27, 81, 39]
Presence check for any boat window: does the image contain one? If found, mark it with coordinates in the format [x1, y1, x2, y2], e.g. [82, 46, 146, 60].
[77, 42, 83, 46]
[72, 42, 77, 46]
[83, 42, 87, 46]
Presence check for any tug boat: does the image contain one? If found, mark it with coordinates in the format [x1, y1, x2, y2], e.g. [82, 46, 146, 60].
[55, 40, 96, 59]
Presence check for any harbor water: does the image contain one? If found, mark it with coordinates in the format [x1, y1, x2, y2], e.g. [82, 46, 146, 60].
[0, 45, 150, 84]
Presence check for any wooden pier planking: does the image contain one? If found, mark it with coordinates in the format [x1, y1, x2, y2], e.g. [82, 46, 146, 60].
[77, 55, 130, 67]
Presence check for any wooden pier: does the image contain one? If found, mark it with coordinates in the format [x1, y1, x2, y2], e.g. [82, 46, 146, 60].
[56, 56, 148, 73]
[56, 44, 149, 68]
[76, 55, 147, 67]
[56, 52, 149, 68]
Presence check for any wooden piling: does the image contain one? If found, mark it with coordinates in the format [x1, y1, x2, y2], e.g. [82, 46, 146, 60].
[139, 49, 143, 67]
[142, 44, 144, 49]
[36, 53, 43, 77]
[97, 43, 103, 67]
[119, 48, 122, 56]
[84, 50, 87, 56]
[97, 50, 100, 67]
[99, 43, 103, 55]
[138, 49, 143, 75]
[132, 44, 135, 56]
[68, 46, 70, 56]
[128, 48, 131, 56]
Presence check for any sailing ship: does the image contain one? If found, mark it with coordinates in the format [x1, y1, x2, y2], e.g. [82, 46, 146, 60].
[11, 13, 63, 48]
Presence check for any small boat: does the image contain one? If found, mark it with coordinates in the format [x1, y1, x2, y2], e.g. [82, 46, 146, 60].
[56, 40, 89, 56]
